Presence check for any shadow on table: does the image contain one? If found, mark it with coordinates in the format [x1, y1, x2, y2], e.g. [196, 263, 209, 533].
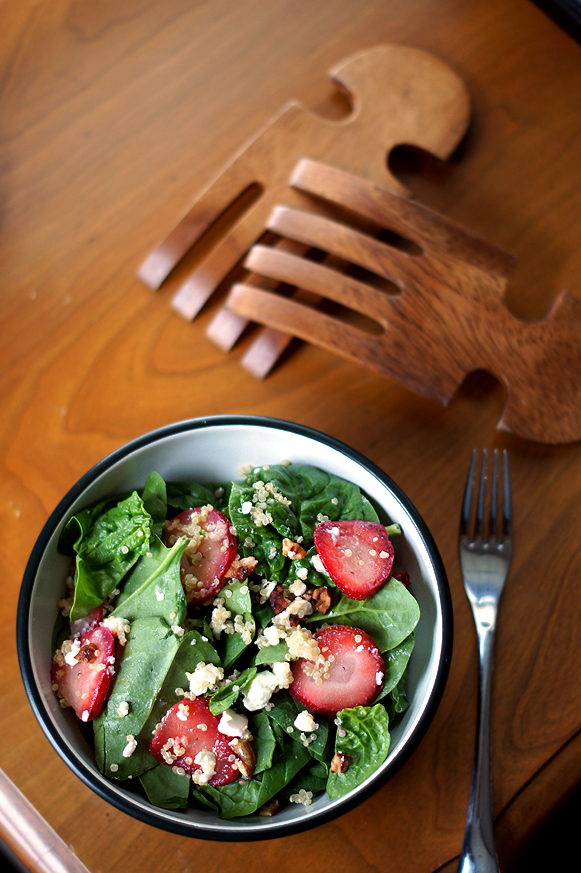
[514, 785, 581, 870]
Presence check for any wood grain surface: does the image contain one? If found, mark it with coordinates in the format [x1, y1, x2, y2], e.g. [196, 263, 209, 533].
[2, 2, 581, 872]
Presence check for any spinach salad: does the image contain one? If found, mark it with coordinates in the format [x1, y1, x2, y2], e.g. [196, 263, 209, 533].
[51, 463, 420, 817]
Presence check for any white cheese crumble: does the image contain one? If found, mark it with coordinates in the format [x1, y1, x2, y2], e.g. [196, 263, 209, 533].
[217, 709, 249, 738]
[186, 662, 224, 696]
[242, 671, 280, 711]
[294, 711, 319, 733]
[122, 735, 137, 758]
[192, 750, 216, 784]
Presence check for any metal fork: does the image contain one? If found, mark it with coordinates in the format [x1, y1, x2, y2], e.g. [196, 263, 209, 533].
[457, 448, 512, 873]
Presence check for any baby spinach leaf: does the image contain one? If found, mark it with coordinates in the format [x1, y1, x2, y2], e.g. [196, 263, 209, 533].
[307, 577, 420, 652]
[166, 481, 230, 513]
[228, 482, 287, 580]
[141, 472, 167, 536]
[267, 693, 330, 762]
[208, 667, 257, 715]
[70, 492, 153, 621]
[278, 758, 329, 799]
[93, 616, 181, 780]
[326, 704, 391, 800]
[196, 737, 311, 818]
[212, 581, 256, 671]
[110, 534, 188, 627]
[249, 710, 276, 774]
[139, 764, 190, 809]
[375, 633, 415, 700]
[141, 629, 222, 737]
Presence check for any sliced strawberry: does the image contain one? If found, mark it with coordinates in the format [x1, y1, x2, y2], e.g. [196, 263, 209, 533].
[149, 697, 240, 786]
[163, 506, 237, 604]
[314, 519, 394, 600]
[69, 604, 106, 639]
[289, 625, 385, 716]
[51, 624, 115, 722]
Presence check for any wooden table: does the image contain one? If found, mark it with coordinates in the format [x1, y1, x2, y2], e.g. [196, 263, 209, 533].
[2, 1, 581, 871]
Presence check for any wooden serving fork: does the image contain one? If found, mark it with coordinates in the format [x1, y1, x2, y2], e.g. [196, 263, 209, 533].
[225, 158, 581, 445]
[138, 44, 471, 320]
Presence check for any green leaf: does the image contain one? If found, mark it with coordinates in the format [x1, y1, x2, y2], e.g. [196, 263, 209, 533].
[70, 492, 153, 621]
[267, 693, 330, 762]
[307, 577, 420, 652]
[166, 481, 230, 513]
[374, 633, 415, 700]
[195, 737, 311, 818]
[141, 472, 168, 536]
[110, 534, 188, 627]
[249, 710, 277, 775]
[208, 667, 257, 715]
[212, 581, 256, 671]
[326, 704, 391, 800]
[142, 628, 222, 735]
[139, 764, 190, 809]
[93, 616, 181, 780]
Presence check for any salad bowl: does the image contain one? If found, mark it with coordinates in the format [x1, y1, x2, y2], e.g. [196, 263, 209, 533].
[17, 415, 452, 840]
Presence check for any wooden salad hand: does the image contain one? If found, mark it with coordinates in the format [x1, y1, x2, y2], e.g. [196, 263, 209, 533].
[138, 44, 471, 325]
[225, 159, 581, 445]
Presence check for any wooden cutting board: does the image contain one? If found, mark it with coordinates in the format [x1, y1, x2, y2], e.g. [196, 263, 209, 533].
[138, 44, 581, 445]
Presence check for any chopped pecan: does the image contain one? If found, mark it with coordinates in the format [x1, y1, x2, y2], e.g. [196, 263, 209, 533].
[269, 585, 288, 614]
[225, 556, 258, 582]
[229, 737, 256, 779]
[330, 752, 351, 774]
[282, 538, 307, 560]
[259, 799, 280, 817]
[309, 586, 332, 614]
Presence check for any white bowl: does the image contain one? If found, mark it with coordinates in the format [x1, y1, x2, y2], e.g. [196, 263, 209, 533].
[17, 415, 452, 840]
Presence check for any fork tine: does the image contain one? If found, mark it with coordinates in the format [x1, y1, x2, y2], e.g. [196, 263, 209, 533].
[474, 448, 488, 540]
[503, 449, 512, 541]
[489, 448, 499, 540]
[460, 448, 477, 539]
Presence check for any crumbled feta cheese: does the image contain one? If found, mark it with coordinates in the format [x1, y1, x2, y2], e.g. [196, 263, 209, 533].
[186, 662, 224, 696]
[117, 701, 130, 717]
[311, 553, 327, 574]
[217, 709, 249, 738]
[192, 750, 216, 784]
[122, 735, 137, 758]
[262, 624, 281, 647]
[288, 579, 307, 597]
[294, 710, 319, 733]
[271, 660, 293, 689]
[242, 671, 280, 711]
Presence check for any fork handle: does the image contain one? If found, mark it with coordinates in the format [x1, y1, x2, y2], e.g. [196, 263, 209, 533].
[457, 624, 500, 873]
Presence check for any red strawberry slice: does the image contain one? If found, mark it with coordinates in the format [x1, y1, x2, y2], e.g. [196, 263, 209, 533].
[51, 624, 115, 722]
[149, 697, 240, 786]
[314, 519, 394, 600]
[289, 625, 385, 717]
[163, 506, 237, 604]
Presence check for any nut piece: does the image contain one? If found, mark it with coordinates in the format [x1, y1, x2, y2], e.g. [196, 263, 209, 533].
[309, 586, 332, 614]
[330, 752, 351, 774]
[225, 556, 258, 581]
[259, 798, 280, 816]
[229, 737, 256, 779]
[269, 585, 289, 614]
[282, 538, 307, 560]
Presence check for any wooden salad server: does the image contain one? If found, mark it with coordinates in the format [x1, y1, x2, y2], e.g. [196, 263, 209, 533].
[225, 158, 581, 445]
[138, 43, 581, 444]
[137, 43, 471, 325]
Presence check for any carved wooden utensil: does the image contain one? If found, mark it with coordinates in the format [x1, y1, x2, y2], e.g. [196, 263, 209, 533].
[138, 44, 471, 329]
[225, 158, 581, 445]
[138, 43, 581, 444]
